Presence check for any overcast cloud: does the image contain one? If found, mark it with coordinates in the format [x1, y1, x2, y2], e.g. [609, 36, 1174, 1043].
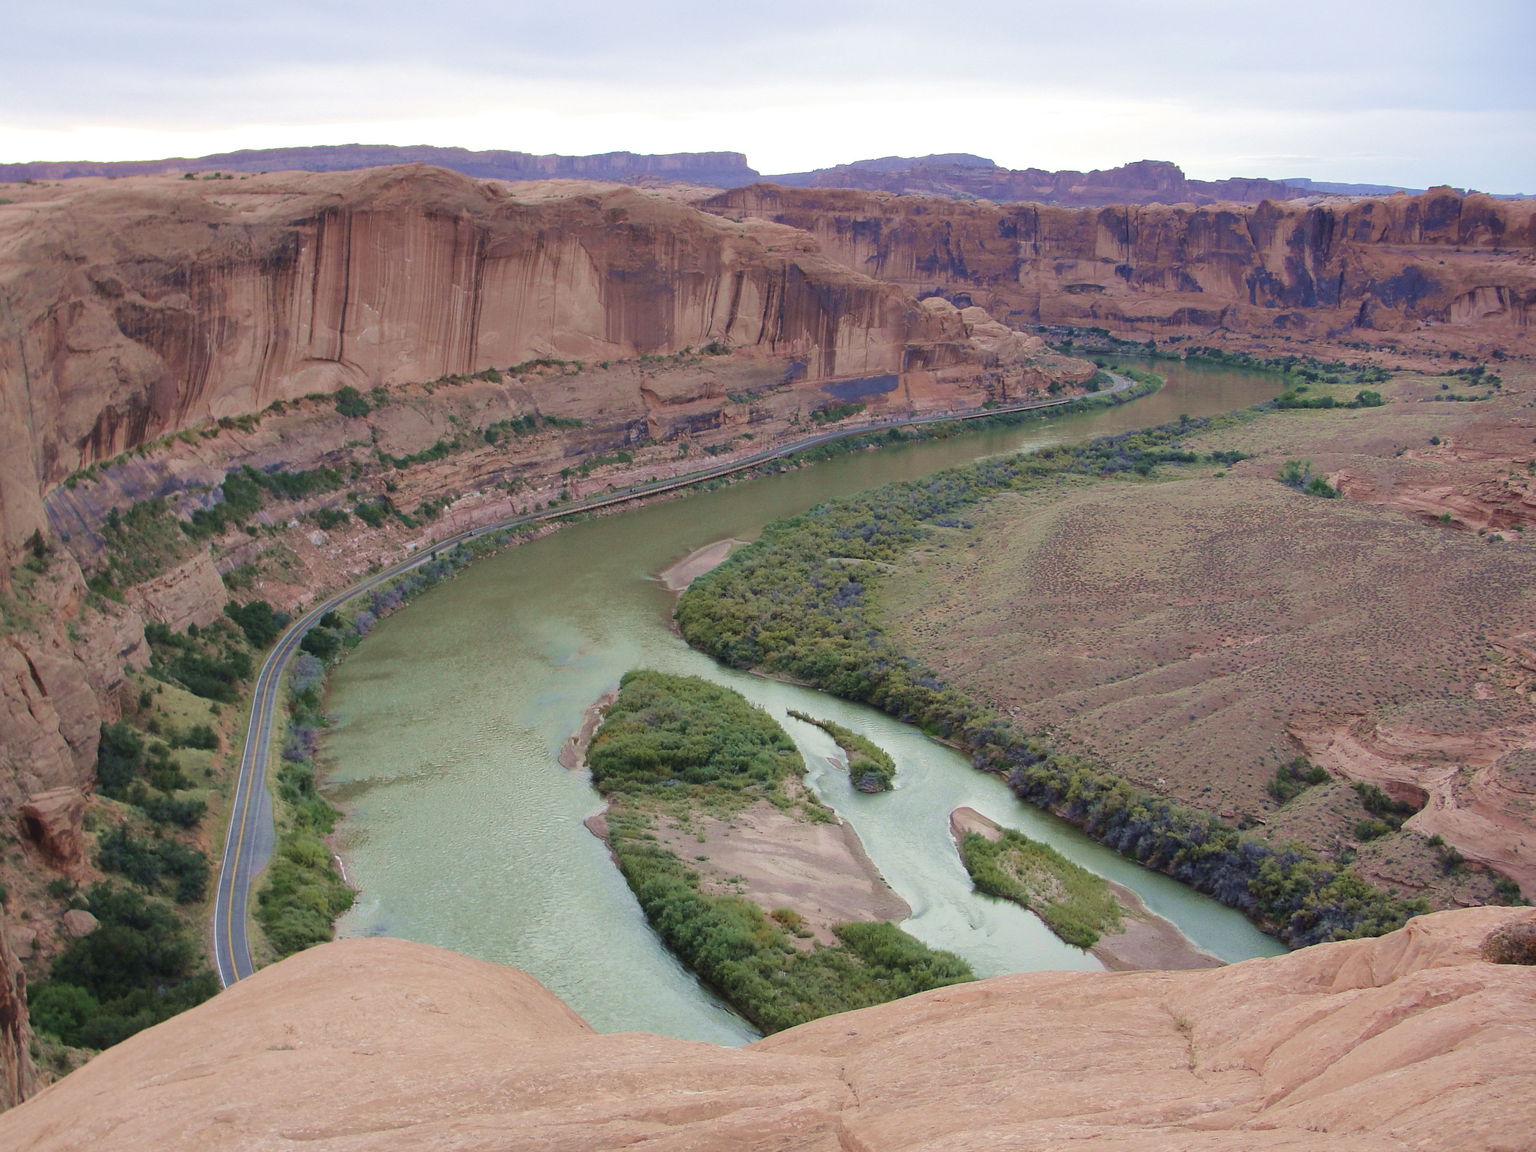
[5, 0, 1532, 190]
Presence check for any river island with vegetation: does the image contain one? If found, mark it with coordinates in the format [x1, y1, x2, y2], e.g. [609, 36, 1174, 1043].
[584, 670, 972, 1033]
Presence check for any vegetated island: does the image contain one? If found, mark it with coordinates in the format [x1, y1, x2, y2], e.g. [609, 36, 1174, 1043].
[787, 710, 896, 792]
[582, 669, 972, 1033]
[950, 808, 1221, 971]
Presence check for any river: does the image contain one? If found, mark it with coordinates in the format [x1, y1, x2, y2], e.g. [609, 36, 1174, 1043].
[321, 358, 1288, 1044]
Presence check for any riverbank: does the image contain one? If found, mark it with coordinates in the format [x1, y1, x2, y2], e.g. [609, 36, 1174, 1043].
[950, 808, 1222, 971]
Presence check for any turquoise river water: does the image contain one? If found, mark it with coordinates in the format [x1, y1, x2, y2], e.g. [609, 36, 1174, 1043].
[322, 359, 1289, 1044]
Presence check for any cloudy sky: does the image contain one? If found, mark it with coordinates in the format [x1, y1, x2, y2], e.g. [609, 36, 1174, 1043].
[6, 0, 1532, 192]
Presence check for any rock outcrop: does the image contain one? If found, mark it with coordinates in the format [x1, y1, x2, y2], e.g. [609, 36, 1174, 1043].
[0, 907, 1529, 1150]
[17, 788, 88, 878]
[705, 184, 1536, 358]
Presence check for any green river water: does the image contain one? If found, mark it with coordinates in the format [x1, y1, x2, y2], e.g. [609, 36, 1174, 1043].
[322, 359, 1289, 1044]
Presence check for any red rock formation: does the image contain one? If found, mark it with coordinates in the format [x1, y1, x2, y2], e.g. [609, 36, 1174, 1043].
[17, 788, 88, 878]
[0, 164, 1084, 839]
[0, 165, 1052, 564]
[0, 918, 35, 1111]
[704, 184, 1536, 357]
[0, 908, 1529, 1149]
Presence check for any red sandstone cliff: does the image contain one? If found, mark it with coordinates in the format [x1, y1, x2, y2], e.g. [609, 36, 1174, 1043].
[0, 164, 1084, 846]
[705, 184, 1536, 357]
[0, 907, 1529, 1150]
[0, 165, 1052, 564]
[0, 916, 35, 1111]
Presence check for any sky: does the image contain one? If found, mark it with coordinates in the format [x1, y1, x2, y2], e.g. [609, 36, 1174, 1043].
[5, 0, 1533, 192]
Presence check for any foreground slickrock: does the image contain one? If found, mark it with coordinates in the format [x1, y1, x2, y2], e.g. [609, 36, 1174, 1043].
[1, 907, 1530, 1150]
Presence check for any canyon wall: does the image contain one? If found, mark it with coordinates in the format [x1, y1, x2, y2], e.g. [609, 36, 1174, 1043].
[0, 163, 1083, 850]
[0, 164, 1021, 564]
[705, 185, 1536, 356]
[0, 907, 1529, 1149]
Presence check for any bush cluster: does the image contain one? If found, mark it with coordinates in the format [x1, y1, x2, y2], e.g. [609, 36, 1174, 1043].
[28, 884, 217, 1050]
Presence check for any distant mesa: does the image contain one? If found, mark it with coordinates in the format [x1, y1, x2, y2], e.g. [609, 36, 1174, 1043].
[0, 145, 1487, 206]
[0, 145, 764, 190]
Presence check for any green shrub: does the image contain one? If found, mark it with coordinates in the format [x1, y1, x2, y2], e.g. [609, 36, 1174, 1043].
[30, 884, 217, 1049]
[333, 386, 371, 418]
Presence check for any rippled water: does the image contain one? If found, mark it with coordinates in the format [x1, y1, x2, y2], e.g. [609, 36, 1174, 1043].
[322, 360, 1288, 1043]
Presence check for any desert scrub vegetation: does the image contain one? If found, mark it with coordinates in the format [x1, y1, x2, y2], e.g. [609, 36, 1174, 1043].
[1277, 458, 1338, 498]
[27, 883, 219, 1050]
[958, 829, 1122, 949]
[787, 710, 896, 792]
[1268, 757, 1330, 804]
[677, 416, 1430, 947]
[589, 671, 972, 1032]
[588, 671, 803, 807]
[255, 652, 354, 957]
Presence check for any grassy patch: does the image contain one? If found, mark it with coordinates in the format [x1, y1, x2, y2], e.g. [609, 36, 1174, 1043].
[959, 829, 1122, 949]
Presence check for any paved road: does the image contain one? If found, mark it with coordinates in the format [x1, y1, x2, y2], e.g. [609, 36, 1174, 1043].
[211, 376, 1133, 985]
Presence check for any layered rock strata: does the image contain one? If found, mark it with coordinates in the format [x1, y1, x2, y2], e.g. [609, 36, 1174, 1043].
[0, 165, 1074, 563]
[705, 185, 1536, 357]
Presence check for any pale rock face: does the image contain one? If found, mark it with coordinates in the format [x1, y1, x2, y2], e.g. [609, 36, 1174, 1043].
[0, 908, 1530, 1150]
[58, 910, 97, 939]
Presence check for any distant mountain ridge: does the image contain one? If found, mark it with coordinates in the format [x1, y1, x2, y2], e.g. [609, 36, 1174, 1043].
[0, 145, 762, 189]
[764, 155, 1305, 206]
[0, 144, 1511, 204]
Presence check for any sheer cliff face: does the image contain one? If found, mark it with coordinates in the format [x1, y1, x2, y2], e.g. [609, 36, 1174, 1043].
[0, 165, 984, 563]
[0, 165, 1077, 799]
[0, 908, 1530, 1150]
[705, 185, 1536, 353]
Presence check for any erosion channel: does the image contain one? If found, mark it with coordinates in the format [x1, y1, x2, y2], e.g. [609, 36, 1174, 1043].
[321, 359, 1288, 1044]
